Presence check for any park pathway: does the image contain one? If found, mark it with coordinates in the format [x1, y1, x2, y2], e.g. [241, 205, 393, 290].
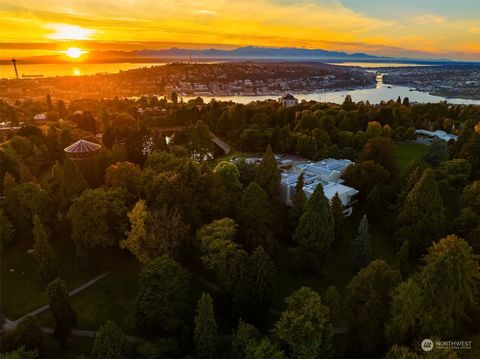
[40, 327, 141, 343]
[2, 271, 110, 331]
[212, 135, 231, 154]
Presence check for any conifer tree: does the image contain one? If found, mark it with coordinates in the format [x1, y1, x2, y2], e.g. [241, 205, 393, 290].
[60, 158, 89, 211]
[46, 278, 77, 346]
[388, 235, 479, 340]
[324, 285, 343, 326]
[238, 182, 274, 253]
[32, 215, 57, 283]
[291, 172, 306, 222]
[248, 246, 276, 324]
[232, 320, 260, 359]
[352, 215, 372, 272]
[194, 293, 218, 359]
[396, 169, 445, 255]
[293, 185, 334, 272]
[254, 145, 281, 201]
[331, 192, 344, 242]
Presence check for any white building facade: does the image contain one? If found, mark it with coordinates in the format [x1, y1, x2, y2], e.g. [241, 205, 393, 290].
[280, 158, 358, 216]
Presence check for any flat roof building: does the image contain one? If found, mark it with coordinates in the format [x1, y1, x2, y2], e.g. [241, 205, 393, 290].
[280, 158, 358, 216]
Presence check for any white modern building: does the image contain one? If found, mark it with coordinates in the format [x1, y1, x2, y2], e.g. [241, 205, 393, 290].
[416, 129, 457, 142]
[280, 158, 358, 216]
[278, 94, 298, 108]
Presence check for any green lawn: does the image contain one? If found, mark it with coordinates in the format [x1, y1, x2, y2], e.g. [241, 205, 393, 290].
[272, 211, 397, 311]
[1, 237, 99, 320]
[395, 142, 428, 174]
[43, 336, 93, 359]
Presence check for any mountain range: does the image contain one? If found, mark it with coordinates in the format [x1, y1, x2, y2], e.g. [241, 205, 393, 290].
[2, 46, 456, 64]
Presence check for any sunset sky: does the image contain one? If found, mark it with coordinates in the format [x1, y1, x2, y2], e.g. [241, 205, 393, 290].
[1, 0, 480, 60]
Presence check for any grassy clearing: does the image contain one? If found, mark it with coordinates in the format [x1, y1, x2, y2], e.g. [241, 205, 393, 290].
[0, 237, 98, 319]
[43, 336, 93, 359]
[272, 210, 398, 310]
[395, 142, 428, 174]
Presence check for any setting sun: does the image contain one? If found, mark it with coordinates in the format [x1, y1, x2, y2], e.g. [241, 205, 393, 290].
[65, 47, 83, 59]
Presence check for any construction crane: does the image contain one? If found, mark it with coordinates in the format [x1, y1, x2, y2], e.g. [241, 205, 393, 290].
[11, 58, 19, 79]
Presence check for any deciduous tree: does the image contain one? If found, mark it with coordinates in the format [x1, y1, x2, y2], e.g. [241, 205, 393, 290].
[121, 200, 189, 263]
[91, 321, 130, 359]
[273, 287, 333, 359]
[134, 256, 189, 335]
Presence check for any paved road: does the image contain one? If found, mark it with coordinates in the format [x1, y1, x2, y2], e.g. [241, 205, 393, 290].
[41, 327, 141, 343]
[212, 135, 232, 154]
[2, 272, 110, 331]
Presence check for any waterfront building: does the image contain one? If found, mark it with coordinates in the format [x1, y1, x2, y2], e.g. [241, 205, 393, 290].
[278, 93, 298, 107]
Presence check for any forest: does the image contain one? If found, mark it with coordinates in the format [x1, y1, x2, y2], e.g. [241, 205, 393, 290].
[1, 93, 480, 358]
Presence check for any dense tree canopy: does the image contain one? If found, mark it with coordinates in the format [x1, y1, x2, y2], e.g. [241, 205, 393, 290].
[134, 255, 189, 334]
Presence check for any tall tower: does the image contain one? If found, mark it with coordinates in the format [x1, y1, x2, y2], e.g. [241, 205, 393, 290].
[11, 59, 19, 79]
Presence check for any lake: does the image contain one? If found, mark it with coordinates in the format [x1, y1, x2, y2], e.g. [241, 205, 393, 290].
[181, 81, 480, 105]
[2, 62, 479, 105]
[0, 62, 164, 78]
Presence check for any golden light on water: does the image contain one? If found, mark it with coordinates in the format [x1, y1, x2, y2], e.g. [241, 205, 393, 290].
[72, 68, 81, 76]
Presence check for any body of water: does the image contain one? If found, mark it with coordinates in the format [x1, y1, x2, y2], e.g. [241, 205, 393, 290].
[2, 62, 479, 105]
[181, 83, 480, 105]
[0, 62, 164, 78]
[327, 62, 433, 68]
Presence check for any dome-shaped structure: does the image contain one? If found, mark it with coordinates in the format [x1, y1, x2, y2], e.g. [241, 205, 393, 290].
[64, 139, 102, 159]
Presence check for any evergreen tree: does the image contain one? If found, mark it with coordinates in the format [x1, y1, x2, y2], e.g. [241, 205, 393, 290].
[365, 186, 381, 222]
[245, 339, 286, 359]
[254, 145, 281, 201]
[330, 192, 344, 242]
[226, 249, 252, 320]
[396, 169, 445, 256]
[293, 185, 334, 272]
[387, 235, 480, 341]
[194, 293, 218, 359]
[238, 182, 274, 254]
[396, 160, 422, 209]
[171, 91, 178, 104]
[291, 173, 307, 222]
[32, 215, 57, 284]
[46, 278, 77, 346]
[46, 94, 53, 111]
[231, 320, 260, 359]
[346, 260, 401, 353]
[273, 287, 333, 359]
[397, 240, 410, 278]
[91, 321, 130, 359]
[60, 159, 89, 211]
[324, 285, 343, 326]
[248, 246, 276, 325]
[0, 210, 14, 251]
[352, 215, 372, 272]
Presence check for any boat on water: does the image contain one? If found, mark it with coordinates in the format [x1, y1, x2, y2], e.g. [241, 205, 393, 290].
[22, 74, 44, 78]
